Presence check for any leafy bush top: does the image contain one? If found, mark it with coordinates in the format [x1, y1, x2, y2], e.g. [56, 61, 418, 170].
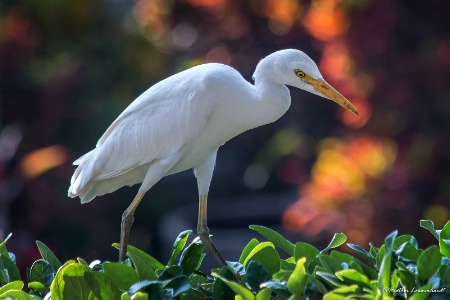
[1, 220, 450, 299]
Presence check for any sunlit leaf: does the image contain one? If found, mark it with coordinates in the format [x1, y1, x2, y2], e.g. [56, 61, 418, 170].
[287, 257, 306, 297]
[320, 233, 347, 255]
[168, 230, 192, 267]
[102, 262, 139, 291]
[239, 238, 260, 264]
[439, 221, 450, 257]
[250, 225, 295, 255]
[213, 272, 254, 300]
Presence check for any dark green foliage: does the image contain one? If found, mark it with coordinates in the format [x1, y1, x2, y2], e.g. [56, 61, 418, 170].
[1, 220, 450, 299]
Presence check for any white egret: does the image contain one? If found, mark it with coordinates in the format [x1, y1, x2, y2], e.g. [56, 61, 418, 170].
[68, 49, 358, 266]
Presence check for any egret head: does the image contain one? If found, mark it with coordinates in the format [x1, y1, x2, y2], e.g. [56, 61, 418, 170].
[256, 49, 359, 115]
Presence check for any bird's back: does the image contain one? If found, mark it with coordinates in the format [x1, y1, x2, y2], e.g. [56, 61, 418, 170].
[68, 63, 253, 203]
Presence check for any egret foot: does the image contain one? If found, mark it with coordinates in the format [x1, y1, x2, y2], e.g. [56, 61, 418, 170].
[119, 191, 145, 262]
[197, 194, 227, 267]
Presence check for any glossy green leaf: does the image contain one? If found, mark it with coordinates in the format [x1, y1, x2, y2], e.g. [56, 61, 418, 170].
[0, 253, 20, 282]
[439, 265, 450, 284]
[294, 242, 320, 263]
[61, 263, 92, 298]
[213, 272, 254, 300]
[259, 281, 291, 298]
[103, 262, 140, 291]
[420, 220, 440, 240]
[50, 260, 76, 300]
[319, 255, 342, 273]
[168, 230, 192, 266]
[255, 288, 271, 300]
[179, 238, 205, 276]
[378, 230, 397, 297]
[320, 233, 347, 255]
[246, 260, 269, 291]
[250, 225, 295, 255]
[409, 283, 433, 300]
[112, 244, 159, 280]
[213, 267, 240, 300]
[163, 275, 191, 297]
[439, 221, 450, 257]
[347, 243, 375, 267]
[0, 280, 24, 294]
[417, 245, 441, 282]
[287, 257, 306, 298]
[158, 266, 183, 281]
[113, 243, 165, 271]
[36, 240, 62, 271]
[84, 270, 122, 299]
[239, 238, 260, 264]
[27, 259, 55, 286]
[0, 233, 12, 256]
[335, 269, 371, 289]
[0, 290, 35, 300]
[243, 242, 280, 276]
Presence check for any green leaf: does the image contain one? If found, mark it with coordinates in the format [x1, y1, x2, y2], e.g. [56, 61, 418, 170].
[61, 263, 92, 299]
[335, 269, 371, 289]
[168, 230, 192, 267]
[320, 233, 347, 254]
[378, 230, 397, 297]
[250, 225, 295, 256]
[255, 288, 271, 300]
[439, 265, 450, 284]
[294, 242, 320, 263]
[259, 281, 291, 298]
[113, 243, 165, 271]
[243, 242, 280, 276]
[27, 259, 55, 286]
[0, 280, 24, 294]
[0, 233, 12, 256]
[347, 243, 375, 267]
[397, 242, 420, 262]
[239, 238, 260, 264]
[417, 245, 441, 282]
[85, 270, 122, 299]
[113, 244, 159, 280]
[0, 290, 36, 300]
[246, 261, 269, 291]
[163, 276, 191, 297]
[213, 272, 255, 300]
[319, 255, 342, 273]
[158, 266, 183, 281]
[213, 267, 239, 300]
[103, 262, 140, 291]
[287, 257, 307, 298]
[179, 238, 205, 276]
[409, 283, 433, 300]
[394, 234, 418, 249]
[0, 253, 21, 282]
[439, 221, 450, 257]
[50, 260, 76, 300]
[420, 220, 440, 240]
[315, 270, 344, 288]
[36, 240, 62, 271]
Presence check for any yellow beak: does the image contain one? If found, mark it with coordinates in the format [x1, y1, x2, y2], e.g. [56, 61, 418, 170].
[310, 78, 359, 115]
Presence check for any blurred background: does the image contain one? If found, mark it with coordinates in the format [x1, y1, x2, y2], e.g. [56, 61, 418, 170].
[1, 0, 450, 272]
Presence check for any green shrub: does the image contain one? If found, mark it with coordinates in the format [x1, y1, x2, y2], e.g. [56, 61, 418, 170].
[0, 220, 449, 299]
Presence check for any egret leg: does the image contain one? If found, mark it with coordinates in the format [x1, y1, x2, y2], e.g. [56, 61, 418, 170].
[197, 194, 227, 267]
[119, 191, 145, 262]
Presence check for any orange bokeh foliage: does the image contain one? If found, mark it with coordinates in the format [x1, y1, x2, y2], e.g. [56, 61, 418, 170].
[302, 0, 349, 41]
[20, 145, 68, 180]
[283, 136, 396, 243]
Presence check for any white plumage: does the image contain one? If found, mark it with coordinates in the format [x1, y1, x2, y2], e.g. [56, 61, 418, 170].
[68, 49, 358, 265]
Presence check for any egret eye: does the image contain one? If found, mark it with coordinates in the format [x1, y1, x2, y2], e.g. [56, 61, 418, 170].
[295, 69, 306, 78]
